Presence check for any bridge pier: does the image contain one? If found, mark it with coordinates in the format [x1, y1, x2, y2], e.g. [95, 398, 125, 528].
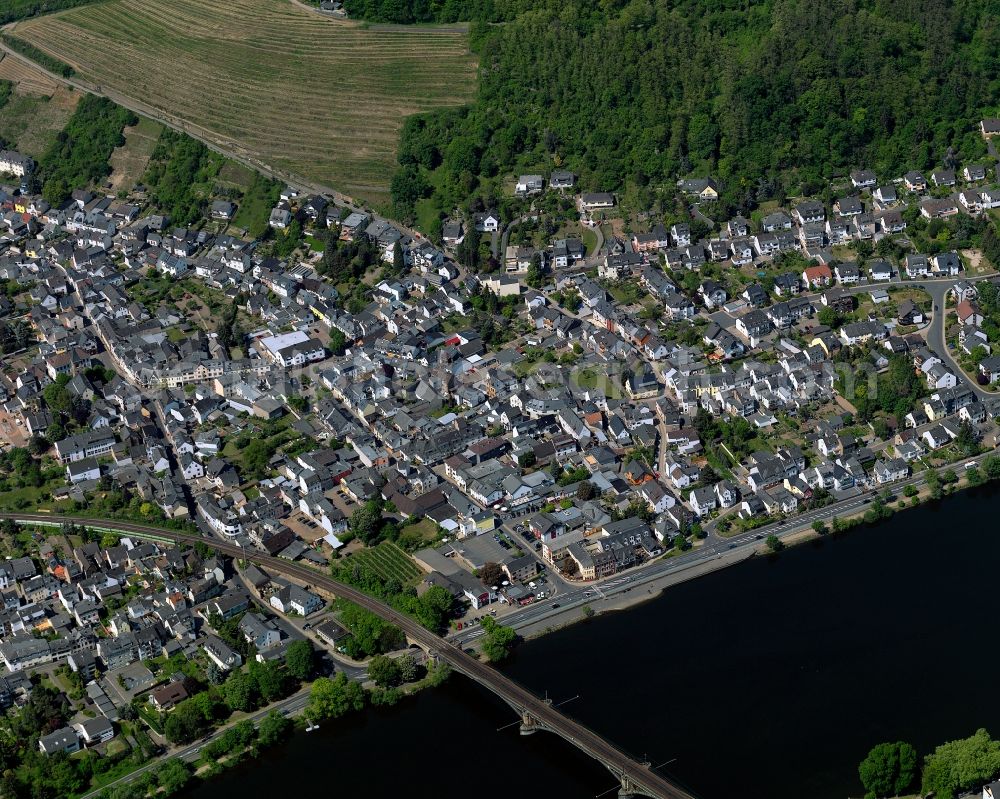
[616, 773, 647, 799]
[519, 710, 538, 736]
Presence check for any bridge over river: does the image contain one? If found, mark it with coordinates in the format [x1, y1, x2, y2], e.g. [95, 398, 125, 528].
[1, 514, 697, 799]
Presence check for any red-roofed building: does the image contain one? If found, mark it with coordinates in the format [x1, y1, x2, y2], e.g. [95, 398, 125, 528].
[956, 300, 984, 327]
[802, 264, 833, 289]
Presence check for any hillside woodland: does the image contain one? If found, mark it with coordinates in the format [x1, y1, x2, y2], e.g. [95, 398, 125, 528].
[388, 0, 1000, 220]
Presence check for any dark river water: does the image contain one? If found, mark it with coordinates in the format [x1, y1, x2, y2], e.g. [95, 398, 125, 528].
[185, 484, 1000, 799]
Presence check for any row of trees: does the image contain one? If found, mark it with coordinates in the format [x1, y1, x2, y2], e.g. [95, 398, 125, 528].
[306, 660, 452, 720]
[860, 729, 1000, 799]
[1, 0, 98, 25]
[0, 33, 74, 77]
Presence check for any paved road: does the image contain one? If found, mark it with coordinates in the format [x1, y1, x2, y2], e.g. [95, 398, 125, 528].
[498, 214, 534, 262]
[449, 450, 986, 645]
[922, 279, 998, 400]
[79, 689, 311, 799]
[0, 514, 692, 799]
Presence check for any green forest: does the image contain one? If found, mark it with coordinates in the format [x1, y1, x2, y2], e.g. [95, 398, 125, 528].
[142, 130, 226, 226]
[36, 95, 136, 205]
[390, 0, 1000, 222]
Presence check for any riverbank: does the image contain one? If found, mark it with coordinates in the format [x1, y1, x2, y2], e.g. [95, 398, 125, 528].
[479, 457, 992, 648]
[513, 544, 756, 642]
[171, 479, 1000, 799]
[501, 478, 1000, 799]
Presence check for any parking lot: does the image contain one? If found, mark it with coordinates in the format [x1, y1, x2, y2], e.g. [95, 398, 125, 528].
[509, 520, 544, 553]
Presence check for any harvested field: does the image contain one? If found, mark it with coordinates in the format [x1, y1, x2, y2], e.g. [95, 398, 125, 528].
[107, 114, 162, 193]
[0, 53, 79, 157]
[0, 52, 60, 94]
[13, 0, 478, 206]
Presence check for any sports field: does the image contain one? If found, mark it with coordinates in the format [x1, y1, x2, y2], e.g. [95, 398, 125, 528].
[11, 0, 477, 204]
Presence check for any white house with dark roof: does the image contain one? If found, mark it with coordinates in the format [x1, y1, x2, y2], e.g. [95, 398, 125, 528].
[39, 727, 80, 755]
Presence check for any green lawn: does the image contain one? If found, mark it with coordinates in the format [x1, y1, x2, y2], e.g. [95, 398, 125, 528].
[304, 235, 326, 253]
[573, 366, 623, 398]
[396, 517, 442, 551]
[230, 172, 281, 237]
[415, 197, 443, 238]
[608, 282, 645, 305]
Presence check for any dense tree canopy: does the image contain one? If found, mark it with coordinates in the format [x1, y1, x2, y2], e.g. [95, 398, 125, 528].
[37, 95, 136, 205]
[393, 0, 1000, 219]
[257, 710, 293, 748]
[305, 674, 365, 721]
[921, 728, 1000, 799]
[1, 0, 99, 25]
[858, 741, 918, 799]
[284, 640, 317, 681]
[480, 616, 517, 662]
[143, 130, 225, 225]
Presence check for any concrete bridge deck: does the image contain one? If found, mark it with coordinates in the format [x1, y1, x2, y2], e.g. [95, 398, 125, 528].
[2, 513, 698, 799]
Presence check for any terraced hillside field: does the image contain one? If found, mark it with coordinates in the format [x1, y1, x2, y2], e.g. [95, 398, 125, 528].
[0, 53, 80, 157]
[11, 0, 478, 204]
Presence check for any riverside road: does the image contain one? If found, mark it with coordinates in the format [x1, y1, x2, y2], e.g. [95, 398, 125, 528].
[452, 449, 986, 647]
[0, 513, 694, 799]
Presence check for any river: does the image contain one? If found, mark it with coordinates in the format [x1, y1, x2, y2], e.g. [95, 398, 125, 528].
[185, 483, 1000, 799]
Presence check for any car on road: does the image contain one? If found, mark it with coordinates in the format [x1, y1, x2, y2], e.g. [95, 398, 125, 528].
[551, 603, 560, 609]
[728, 543, 737, 549]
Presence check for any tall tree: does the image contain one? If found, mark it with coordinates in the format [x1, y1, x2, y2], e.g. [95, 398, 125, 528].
[858, 741, 917, 799]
